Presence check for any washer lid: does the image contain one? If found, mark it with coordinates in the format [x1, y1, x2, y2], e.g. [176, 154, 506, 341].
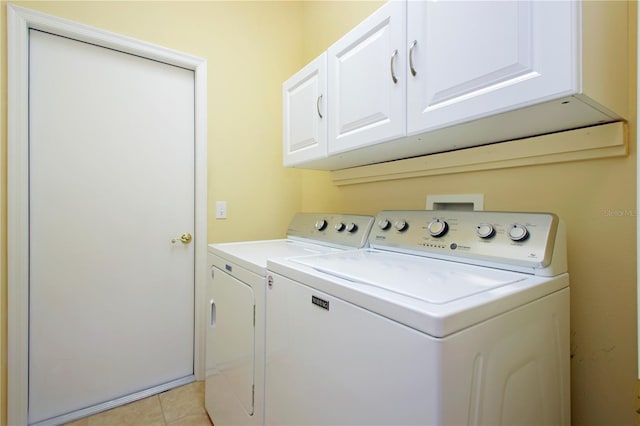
[291, 249, 527, 304]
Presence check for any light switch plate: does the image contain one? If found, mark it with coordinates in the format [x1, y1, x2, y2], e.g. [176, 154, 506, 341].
[216, 201, 227, 219]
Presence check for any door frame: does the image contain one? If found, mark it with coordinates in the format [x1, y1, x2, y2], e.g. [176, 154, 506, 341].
[7, 5, 208, 425]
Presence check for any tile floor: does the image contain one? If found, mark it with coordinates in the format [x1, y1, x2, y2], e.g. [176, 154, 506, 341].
[65, 381, 213, 426]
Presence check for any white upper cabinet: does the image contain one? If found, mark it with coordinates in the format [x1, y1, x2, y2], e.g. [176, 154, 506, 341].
[406, 0, 575, 134]
[283, 0, 627, 170]
[327, 0, 406, 155]
[282, 53, 327, 167]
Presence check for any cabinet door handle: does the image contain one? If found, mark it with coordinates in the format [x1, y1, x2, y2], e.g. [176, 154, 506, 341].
[316, 94, 323, 119]
[390, 49, 399, 84]
[409, 40, 418, 77]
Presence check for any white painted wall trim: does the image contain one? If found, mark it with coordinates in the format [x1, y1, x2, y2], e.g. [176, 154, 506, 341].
[7, 5, 208, 425]
[331, 122, 628, 186]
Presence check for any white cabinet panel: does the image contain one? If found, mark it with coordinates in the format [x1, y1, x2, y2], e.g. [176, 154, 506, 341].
[283, 53, 327, 166]
[407, 0, 577, 135]
[328, 0, 406, 154]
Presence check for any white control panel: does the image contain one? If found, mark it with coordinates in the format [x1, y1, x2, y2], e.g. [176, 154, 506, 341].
[370, 210, 562, 272]
[287, 213, 375, 249]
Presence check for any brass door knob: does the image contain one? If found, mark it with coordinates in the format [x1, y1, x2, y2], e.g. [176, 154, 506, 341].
[171, 233, 192, 244]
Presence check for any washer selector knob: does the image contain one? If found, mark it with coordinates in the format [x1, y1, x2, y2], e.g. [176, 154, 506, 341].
[334, 222, 346, 232]
[377, 219, 391, 231]
[427, 219, 449, 238]
[476, 223, 495, 239]
[315, 219, 328, 231]
[346, 223, 358, 233]
[394, 219, 409, 232]
[508, 224, 529, 241]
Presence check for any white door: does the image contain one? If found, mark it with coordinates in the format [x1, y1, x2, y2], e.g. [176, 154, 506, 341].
[327, 0, 406, 155]
[282, 52, 327, 167]
[406, 0, 576, 135]
[28, 29, 195, 424]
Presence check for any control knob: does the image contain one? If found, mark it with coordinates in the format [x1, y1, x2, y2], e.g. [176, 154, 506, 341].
[394, 219, 408, 232]
[476, 223, 495, 239]
[315, 219, 328, 231]
[427, 219, 449, 238]
[346, 223, 358, 233]
[377, 219, 391, 231]
[334, 222, 346, 232]
[508, 224, 529, 241]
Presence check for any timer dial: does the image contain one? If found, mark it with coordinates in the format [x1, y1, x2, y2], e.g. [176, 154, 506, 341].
[508, 224, 529, 241]
[315, 219, 328, 231]
[346, 223, 358, 233]
[476, 223, 495, 239]
[427, 219, 449, 237]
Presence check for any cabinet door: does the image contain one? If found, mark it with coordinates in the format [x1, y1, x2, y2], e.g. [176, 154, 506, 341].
[328, 0, 406, 155]
[407, 0, 577, 135]
[282, 53, 327, 167]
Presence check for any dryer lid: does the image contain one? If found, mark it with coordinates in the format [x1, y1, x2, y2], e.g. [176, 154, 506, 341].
[209, 239, 340, 276]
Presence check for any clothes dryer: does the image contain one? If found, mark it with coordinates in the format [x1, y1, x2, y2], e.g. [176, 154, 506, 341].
[265, 210, 570, 425]
[205, 213, 374, 426]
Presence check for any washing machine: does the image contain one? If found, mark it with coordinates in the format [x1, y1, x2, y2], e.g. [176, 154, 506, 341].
[205, 213, 375, 426]
[265, 210, 570, 425]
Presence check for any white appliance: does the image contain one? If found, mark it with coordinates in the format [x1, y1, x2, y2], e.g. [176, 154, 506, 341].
[205, 213, 375, 426]
[265, 210, 570, 425]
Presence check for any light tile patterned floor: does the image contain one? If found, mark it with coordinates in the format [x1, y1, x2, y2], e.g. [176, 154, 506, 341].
[65, 381, 213, 426]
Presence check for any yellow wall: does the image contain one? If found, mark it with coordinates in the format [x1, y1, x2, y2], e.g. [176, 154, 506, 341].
[0, 0, 637, 425]
[298, 1, 638, 425]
